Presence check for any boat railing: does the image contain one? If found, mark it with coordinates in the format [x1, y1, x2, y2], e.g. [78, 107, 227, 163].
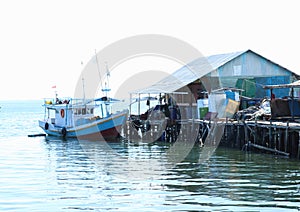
[43, 97, 111, 107]
[43, 97, 72, 105]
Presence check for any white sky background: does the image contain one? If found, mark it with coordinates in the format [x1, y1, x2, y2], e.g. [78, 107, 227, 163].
[0, 0, 299, 100]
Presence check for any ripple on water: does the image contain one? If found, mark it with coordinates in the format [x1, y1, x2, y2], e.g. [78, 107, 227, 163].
[0, 134, 300, 211]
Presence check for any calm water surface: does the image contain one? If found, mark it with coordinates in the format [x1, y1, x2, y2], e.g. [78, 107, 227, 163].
[0, 100, 300, 211]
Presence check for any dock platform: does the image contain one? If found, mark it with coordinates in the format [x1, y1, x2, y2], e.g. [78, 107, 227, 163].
[123, 118, 300, 160]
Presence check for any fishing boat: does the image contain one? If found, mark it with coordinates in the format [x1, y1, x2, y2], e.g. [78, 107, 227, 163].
[38, 96, 128, 141]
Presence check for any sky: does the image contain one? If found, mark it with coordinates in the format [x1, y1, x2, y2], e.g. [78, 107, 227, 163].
[0, 0, 299, 100]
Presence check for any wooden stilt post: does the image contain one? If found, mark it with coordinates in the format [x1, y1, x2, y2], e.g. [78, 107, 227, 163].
[191, 119, 195, 143]
[262, 127, 266, 147]
[292, 132, 296, 157]
[180, 120, 184, 141]
[127, 121, 130, 140]
[231, 124, 235, 148]
[285, 121, 289, 153]
[268, 120, 272, 148]
[244, 121, 249, 144]
[278, 129, 282, 152]
[274, 127, 277, 150]
[298, 131, 300, 160]
[236, 120, 240, 148]
[254, 119, 257, 144]
[225, 117, 228, 142]
[292, 87, 295, 121]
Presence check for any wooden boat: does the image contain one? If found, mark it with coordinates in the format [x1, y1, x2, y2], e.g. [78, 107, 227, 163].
[38, 97, 128, 141]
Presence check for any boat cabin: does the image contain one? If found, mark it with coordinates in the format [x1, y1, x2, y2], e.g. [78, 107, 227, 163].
[43, 98, 109, 128]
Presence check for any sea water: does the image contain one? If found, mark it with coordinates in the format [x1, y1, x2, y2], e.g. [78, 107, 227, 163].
[0, 100, 300, 211]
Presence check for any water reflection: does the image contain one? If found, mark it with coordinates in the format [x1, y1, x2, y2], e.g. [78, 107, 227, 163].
[42, 136, 300, 211]
[164, 148, 300, 210]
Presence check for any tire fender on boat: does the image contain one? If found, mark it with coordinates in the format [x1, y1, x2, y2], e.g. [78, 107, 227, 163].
[61, 127, 67, 138]
[60, 109, 65, 118]
[45, 122, 49, 130]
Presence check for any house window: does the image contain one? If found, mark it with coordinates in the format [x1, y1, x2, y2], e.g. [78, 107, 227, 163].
[234, 65, 242, 76]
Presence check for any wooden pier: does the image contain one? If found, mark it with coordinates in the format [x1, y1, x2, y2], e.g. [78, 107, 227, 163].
[221, 118, 300, 158]
[123, 118, 300, 160]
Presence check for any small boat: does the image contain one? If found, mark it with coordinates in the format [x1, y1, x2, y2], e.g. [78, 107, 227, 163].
[38, 96, 128, 141]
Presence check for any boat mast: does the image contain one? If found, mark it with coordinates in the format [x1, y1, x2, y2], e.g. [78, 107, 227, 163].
[102, 62, 111, 116]
[102, 62, 111, 97]
[94, 50, 111, 117]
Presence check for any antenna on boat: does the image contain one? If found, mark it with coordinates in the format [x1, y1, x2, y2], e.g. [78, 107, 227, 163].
[82, 77, 86, 102]
[105, 62, 110, 91]
[94, 49, 103, 91]
[51, 85, 58, 103]
[102, 62, 111, 98]
[100, 62, 112, 117]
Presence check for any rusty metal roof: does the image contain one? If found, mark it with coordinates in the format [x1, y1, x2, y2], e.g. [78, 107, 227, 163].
[264, 80, 300, 89]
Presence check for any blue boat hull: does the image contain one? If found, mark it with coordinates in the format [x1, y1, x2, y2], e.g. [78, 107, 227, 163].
[39, 111, 127, 141]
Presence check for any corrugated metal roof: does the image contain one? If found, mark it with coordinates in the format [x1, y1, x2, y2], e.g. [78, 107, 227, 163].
[206, 51, 245, 69]
[133, 50, 246, 94]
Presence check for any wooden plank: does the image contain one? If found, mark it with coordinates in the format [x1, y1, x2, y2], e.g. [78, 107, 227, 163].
[250, 143, 290, 157]
[28, 133, 46, 137]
